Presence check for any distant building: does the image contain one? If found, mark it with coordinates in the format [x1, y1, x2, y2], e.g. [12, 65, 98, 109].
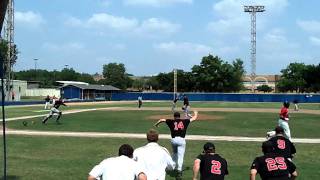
[60, 84, 120, 100]
[0, 80, 28, 101]
[242, 75, 280, 91]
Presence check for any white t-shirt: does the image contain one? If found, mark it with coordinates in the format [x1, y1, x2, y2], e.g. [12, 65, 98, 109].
[133, 142, 175, 180]
[89, 155, 144, 180]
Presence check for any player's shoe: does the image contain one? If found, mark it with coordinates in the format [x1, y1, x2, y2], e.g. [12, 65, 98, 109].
[175, 171, 182, 180]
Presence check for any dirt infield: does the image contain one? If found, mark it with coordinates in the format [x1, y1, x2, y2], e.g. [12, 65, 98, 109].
[147, 113, 224, 121]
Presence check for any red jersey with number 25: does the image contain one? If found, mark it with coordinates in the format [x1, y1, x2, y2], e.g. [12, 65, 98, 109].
[251, 152, 296, 180]
[197, 153, 228, 180]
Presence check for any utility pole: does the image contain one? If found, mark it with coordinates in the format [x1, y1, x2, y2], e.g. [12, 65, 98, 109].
[3, 0, 14, 101]
[34, 58, 38, 80]
[173, 69, 177, 100]
[244, 5, 265, 92]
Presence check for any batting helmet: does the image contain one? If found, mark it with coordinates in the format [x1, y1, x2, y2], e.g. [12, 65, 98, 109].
[283, 101, 290, 108]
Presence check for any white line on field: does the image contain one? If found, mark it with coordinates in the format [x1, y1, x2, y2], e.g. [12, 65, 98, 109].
[4, 130, 320, 144]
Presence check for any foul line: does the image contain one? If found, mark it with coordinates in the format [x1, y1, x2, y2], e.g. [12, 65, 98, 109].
[5, 130, 320, 144]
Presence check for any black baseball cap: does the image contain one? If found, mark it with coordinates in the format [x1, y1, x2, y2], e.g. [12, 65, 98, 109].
[174, 112, 180, 118]
[203, 142, 215, 151]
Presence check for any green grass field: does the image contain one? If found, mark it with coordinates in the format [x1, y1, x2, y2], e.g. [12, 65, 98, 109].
[1, 101, 320, 179]
[2, 136, 320, 180]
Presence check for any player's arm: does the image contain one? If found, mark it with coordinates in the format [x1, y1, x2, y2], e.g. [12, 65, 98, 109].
[190, 111, 198, 122]
[87, 175, 97, 180]
[250, 169, 257, 180]
[290, 171, 297, 180]
[154, 118, 166, 127]
[192, 158, 201, 180]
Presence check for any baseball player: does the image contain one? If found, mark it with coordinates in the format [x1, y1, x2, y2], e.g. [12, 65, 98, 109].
[268, 126, 296, 160]
[154, 111, 198, 179]
[88, 144, 147, 180]
[278, 101, 291, 139]
[138, 96, 143, 108]
[42, 97, 67, 124]
[193, 142, 229, 180]
[250, 141, 298, 180]
[172, 94, 180, 111]
[133, 129, 175, 180]
[44, 95, 50, 110]
[293, 99, 299, 111]
[182, 94, 192, 118]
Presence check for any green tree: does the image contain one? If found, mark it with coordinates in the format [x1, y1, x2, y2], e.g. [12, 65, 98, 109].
[146, 76, 160, 91]
[276, 63, 307, 92]
[132, 78, 147, 91]
[102, 63, 132, 89]
[191, 55, 245, 92]
[256, 84, 273, 93]
[302, 64, 320, 92]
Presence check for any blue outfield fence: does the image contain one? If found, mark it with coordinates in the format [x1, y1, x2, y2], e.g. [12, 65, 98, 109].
[111, 92, 320, 103]
[1, 93, 319, 106]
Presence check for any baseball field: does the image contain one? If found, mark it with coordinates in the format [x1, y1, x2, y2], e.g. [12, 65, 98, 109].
[1, 101, 320, 179]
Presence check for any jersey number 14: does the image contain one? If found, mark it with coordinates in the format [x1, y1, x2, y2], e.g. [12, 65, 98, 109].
[174, 121, 184, 130]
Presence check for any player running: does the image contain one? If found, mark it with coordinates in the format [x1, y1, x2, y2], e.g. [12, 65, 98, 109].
[193, 142, 229, 180]
[154, 111, 198, 180]
[172, 93, 180, 112]
[250, 141, 298, 180]
[182, 94, 191, 118]
[278, 101, 291, 139]
[268, 126, 296, 160]
[42, 97, 67, 124]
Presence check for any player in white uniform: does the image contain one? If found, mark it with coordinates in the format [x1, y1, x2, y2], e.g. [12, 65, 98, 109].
[133, 129, 176, 180]
[88, 144, 147, 180]
[154, 111, 198, 180]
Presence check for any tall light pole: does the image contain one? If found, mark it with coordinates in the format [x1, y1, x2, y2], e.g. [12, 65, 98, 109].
[244, 5, 265, 92]
[34, 58, 38, 80]
[173, 69, 177, 99]
[65, 64, 69, 69]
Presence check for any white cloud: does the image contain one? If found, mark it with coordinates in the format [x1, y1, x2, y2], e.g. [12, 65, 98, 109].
[154, 42, 213, 55]
[42, 42, 85, 52]
[309, 36, 320, 46]
[137, 18, 180, 34]
[123, 0, 193, 7]
[65, 14, 180, 36]
[15, 11, 45, 28]
[297, 20, 320, 34]
[87, 13, 138, 31]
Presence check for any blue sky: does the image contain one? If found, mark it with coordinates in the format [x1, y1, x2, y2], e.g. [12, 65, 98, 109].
[11, 0, 320, 76]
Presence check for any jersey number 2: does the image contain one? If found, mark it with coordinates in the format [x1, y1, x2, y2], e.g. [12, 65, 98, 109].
[174, 121, 184, 130]
[265, 157, 287, 171]
[211, 160, 221, 175]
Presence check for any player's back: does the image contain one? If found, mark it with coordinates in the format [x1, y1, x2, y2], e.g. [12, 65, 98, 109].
[198, 153, 228, 180]
[252, 152, 295, 180]
[165, 118, 190, 138]
[133, 143, 174, 180]
[268, 136, 296, 159]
